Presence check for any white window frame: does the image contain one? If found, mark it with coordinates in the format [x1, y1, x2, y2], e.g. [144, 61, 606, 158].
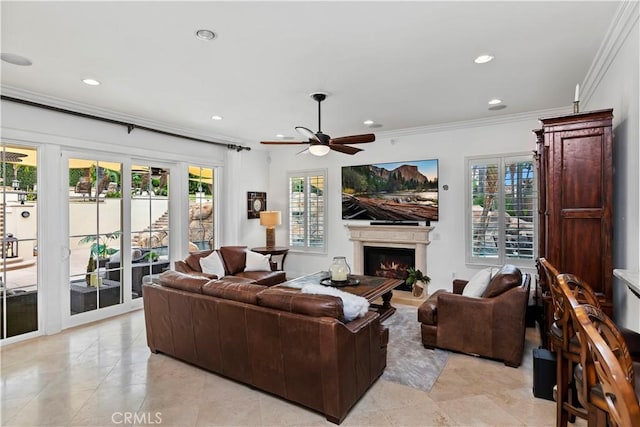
[465, 153, 537, 268]
[287, 169, 327, 253]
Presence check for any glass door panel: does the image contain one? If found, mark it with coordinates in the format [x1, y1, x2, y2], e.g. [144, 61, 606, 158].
[68, 159, 122, 315]
[1, 145, 38, 339]
[131, 165, 170, 299]
[188, 166, 214, 251]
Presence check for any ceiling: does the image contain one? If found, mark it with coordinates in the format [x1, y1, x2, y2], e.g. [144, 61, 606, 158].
[1, 1, 621, 149]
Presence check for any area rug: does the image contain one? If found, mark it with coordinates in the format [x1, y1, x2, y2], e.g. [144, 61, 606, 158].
[381, 305, 449, 392]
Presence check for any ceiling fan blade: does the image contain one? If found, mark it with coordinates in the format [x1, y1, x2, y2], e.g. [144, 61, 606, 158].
[295, 126, 321, 143]
[330, 144, 362, 155]
[296, 147, 310, 155]
[260, 140, 308, 145]
[330, 133, 375, 145]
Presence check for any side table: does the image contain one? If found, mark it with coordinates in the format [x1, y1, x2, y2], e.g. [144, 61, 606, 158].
[251, 247, 289, 271]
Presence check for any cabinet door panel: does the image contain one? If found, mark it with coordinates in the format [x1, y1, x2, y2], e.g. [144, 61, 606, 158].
[560, 217, 603, 293]
[559, 133, 604, 209]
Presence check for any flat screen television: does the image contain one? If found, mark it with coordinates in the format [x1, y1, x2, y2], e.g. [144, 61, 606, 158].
[342, 159, 438, 222]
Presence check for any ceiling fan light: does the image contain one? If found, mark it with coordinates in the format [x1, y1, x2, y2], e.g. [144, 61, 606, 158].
[309, 145, 330, 156]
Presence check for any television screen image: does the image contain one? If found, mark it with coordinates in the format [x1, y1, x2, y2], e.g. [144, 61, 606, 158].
[342, 159, 439, 221]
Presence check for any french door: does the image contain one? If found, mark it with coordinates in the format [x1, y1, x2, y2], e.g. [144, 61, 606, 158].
[130, 162, 171, 299]
[0, 144, 38, 339]
[68, 157, 123, 316]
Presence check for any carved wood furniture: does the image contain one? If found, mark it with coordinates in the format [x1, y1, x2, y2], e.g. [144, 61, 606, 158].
[534, 109, 614, 347]
[539, 258, 586, 426]
[569, 298, 640, 426]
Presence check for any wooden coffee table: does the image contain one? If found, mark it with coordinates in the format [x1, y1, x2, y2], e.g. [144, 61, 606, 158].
[277, 271, 403, 321]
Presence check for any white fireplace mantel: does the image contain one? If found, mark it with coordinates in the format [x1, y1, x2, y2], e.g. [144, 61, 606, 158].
[346, 224, 434, 275]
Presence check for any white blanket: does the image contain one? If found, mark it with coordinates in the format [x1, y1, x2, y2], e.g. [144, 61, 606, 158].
[301, 283, 370, 322]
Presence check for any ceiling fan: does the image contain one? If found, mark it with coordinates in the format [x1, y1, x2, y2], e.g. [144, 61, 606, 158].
[260, 92, 375, 156]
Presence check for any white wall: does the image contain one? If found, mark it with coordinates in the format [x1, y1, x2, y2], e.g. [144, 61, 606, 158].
[583, 8, 639, 330]
[266, 112, 562, 291]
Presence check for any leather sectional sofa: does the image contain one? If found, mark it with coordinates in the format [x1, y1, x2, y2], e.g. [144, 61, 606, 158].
[143, 270, 388, 424]
[174, 246, 286, 286]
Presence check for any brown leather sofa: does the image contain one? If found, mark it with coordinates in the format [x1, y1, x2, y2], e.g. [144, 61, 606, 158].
[417, 265, 531, 367]
[174, 246, 286, 286]
[143, 270, 388, 424]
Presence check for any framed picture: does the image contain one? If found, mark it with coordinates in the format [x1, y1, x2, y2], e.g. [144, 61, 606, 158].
[247, 191, 267, 219]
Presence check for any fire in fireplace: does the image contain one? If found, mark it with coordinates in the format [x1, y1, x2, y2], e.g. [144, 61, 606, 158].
[363, 246, 415, 292]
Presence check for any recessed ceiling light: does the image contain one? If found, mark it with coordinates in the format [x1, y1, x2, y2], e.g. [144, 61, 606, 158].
[275, 134, 285, 138]
[474, 54, 494, 64]
[363, 120, 375, 126]
[211, 115, 223, 120]
[82, 78, 100, 86]
[488, 98, 502, 105]
[1, 53, 32, 66]
[196, 29, 216, 41]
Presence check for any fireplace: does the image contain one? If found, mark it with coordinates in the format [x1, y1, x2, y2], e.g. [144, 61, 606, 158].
[364, 246, 415, 292]
[346, 223, 433, 297]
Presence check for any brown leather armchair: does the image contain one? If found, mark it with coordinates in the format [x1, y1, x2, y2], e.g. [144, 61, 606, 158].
[418, 265, 531, 367]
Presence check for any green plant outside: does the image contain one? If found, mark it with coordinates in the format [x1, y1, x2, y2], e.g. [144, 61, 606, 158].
[79, 231, 121, 259]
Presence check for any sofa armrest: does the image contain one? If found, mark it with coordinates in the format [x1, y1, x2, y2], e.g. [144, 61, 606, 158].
[344, 311, 379, 333]
[452, 279, 468, 295]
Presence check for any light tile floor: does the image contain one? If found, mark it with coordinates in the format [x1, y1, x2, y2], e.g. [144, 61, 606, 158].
[1, 308, 588, 426]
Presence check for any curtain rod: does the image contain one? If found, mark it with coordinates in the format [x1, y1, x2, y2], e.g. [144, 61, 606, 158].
[0, 95, 251, 152]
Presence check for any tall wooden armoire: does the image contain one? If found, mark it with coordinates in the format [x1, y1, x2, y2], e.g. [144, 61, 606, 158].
[534, 109, 614, 345]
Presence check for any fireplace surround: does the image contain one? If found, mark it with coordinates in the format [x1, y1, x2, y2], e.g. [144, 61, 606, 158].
[346, 224, 433, 295]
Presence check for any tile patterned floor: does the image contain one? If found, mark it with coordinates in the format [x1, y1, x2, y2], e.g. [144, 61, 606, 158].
[1, 308, 587, 426]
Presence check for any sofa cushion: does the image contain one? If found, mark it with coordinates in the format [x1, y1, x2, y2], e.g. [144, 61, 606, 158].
[110, 248, 143, 263]
[234, 270, 286, 286]
[202, 278, 266, 304]
[257, 288, 345, 322]
[245, 250, 271, 272]
[482, 264, 522, 298]
[462, 267, 494, 298]
[158, 270, 209, 293]
[199, 250, 226, 278]
[219, 246, 247, 275]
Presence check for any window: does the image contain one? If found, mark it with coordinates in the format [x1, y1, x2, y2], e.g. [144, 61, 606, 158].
[68, 158, 123, 313]
[1, 144, 38, 338]
[188, 166, 215, 251]
[288, 170, 326, 251]
[130, 164, 171, 300]
[466, 154, 536, 266]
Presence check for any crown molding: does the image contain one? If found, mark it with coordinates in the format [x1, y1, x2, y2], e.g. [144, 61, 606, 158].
[0, 85, 248, 145]
[581, 0, 639, 106]
[375, 106, 570, 139]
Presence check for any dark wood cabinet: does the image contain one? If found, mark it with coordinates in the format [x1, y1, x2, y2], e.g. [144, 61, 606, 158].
[534, 109, 614, 345]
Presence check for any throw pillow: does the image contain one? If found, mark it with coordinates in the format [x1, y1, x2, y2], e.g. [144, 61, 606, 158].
[462, 267, 493, 298]
[245, 250, 271, 272]
[199, 250, 226, 278]
[301, 283, 370, 322]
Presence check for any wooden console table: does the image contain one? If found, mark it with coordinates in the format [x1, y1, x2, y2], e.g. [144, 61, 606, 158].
[251, 246, 289, 270]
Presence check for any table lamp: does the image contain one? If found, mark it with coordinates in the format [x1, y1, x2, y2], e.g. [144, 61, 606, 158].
[259, 210, 281, 249]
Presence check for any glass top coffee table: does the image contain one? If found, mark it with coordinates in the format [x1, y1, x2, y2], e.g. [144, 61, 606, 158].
[276, 271, 403, 321]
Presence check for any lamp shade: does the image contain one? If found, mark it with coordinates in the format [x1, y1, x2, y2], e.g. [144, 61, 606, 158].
[260, 210, 281, 227]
